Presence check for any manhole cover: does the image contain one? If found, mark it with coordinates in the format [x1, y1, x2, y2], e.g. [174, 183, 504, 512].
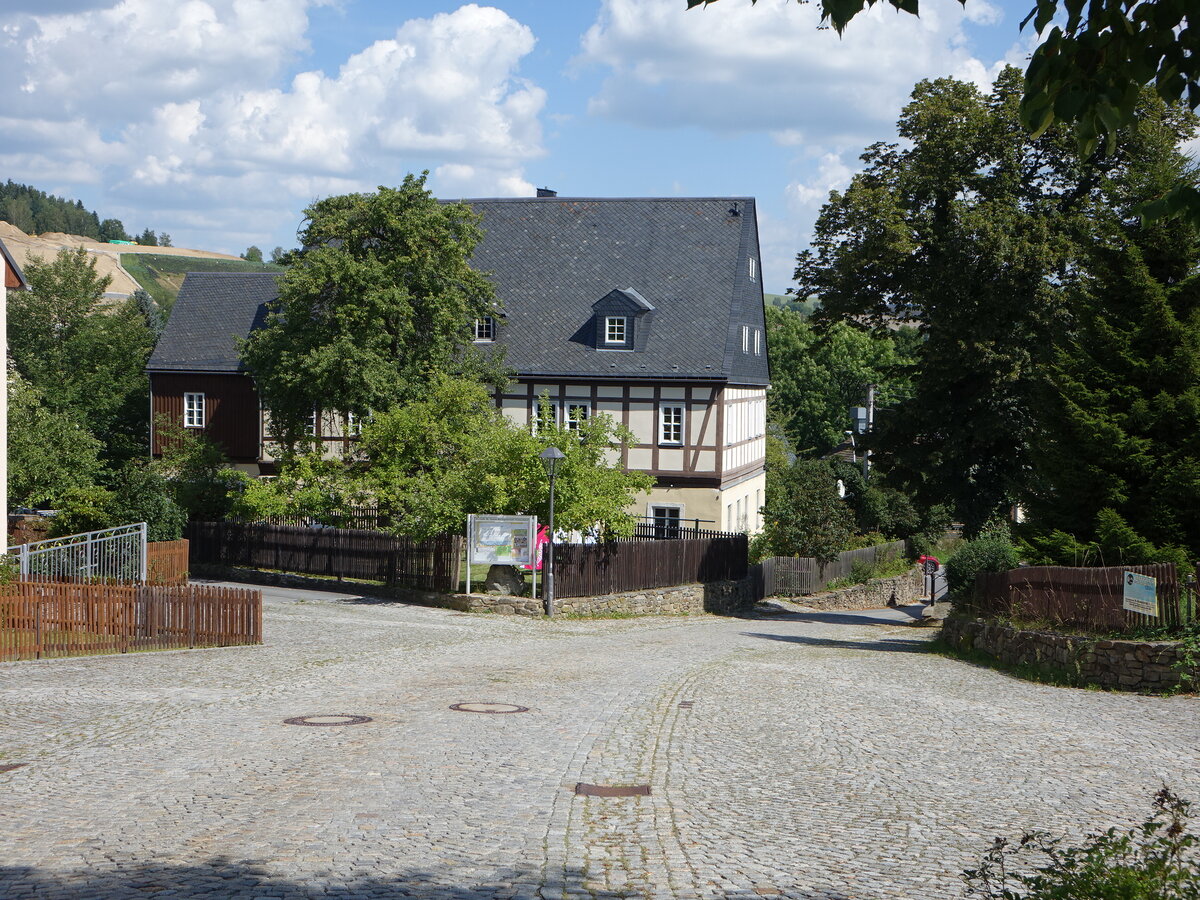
[283, 715, 373, 727]
[678, 701, 695, 708]
[575, 783, 651, 797]
[0, 763, 27, 774]
[449, 702, 530, 714]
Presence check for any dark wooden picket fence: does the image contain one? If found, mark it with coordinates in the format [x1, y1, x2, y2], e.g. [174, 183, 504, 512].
[187, 521, 463, 592]
[0, 581, 262, 661]
[553, 534, 748, 598]
[755, 540, 907, 597]
[973, 564, 1199, 633]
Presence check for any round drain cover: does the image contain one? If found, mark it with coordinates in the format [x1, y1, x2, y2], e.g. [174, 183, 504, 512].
[450, 702, 530, 714]
[283, 714, 373, 727]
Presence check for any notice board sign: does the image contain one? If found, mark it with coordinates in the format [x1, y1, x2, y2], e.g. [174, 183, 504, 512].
[467, 515, 537, 567]
[1123, 571, 1159, 617]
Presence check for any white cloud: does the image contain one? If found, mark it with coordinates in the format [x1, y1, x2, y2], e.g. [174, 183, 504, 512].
[579, 0, 997, 153]
[0, 2, 545, 253]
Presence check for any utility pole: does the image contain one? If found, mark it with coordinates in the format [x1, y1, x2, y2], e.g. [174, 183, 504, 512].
[862, 383, 875, 480]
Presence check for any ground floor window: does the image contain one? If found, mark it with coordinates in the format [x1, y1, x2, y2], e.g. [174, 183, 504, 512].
[651, 505, 682, 539]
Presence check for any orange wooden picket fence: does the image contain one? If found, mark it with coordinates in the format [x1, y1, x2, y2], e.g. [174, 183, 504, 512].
[0, 581, 262, 661]
[147, 539, 189, 585]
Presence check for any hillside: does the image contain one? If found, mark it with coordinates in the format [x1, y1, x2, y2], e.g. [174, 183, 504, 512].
[122, 254, 282, 314]
[0, 221, 271, 308]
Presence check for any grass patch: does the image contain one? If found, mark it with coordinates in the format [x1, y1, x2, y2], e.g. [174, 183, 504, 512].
[122, 253, 283, 316]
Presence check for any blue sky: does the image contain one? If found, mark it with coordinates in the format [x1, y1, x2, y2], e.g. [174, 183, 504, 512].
[0, 0, 1041, 293]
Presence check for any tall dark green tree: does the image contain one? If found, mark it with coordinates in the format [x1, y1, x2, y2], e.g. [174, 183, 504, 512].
[797, 68, 1082, 534]
[1027, 98, 1200, 558]
[240, 172, 498, 447]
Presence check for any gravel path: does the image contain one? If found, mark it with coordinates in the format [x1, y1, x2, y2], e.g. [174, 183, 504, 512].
[2, 584, 1197, 899]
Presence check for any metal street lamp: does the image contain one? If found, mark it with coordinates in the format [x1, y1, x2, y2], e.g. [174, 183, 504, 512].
[539, 446, 565, 617]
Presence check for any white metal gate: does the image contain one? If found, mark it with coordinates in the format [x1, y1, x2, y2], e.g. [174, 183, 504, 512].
[6, 522, 148, 583]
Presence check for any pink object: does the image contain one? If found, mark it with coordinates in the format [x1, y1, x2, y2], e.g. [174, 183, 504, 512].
[522, 525, 550, 571]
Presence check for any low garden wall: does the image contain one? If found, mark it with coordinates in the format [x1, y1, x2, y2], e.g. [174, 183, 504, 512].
[193, 564, 758, 618]
[941, 616, 1197, 691]
[791, 570, 923, 611]
[462, 576, 758, 618]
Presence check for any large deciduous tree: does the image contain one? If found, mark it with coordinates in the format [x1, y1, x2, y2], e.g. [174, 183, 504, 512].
[9, 247, 155, 466]
[241, 173, 499, 448]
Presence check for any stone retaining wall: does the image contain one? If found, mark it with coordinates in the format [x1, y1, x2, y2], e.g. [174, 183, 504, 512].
[461, 577, 758, 618]
[791, 571, 924, 611]
[194, 564, 756, 619]
[941, 616, 1196, 691]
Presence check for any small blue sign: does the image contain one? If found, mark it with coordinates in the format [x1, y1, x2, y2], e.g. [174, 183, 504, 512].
[1123, 572, 1158, 616]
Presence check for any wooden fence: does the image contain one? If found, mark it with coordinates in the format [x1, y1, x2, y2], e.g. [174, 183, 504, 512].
[187, 521, 463, 592]
[0, 581, 262, 661]
[553, 534, 748, 598]
[756, 540, 908, 597]
[973, 564, 1199, 633]
[147, 540, 189, 585]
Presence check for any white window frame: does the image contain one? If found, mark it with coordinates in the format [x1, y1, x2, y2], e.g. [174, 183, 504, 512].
[659, 403, 684, 445]
[649, 504, 684, 538]
[473, 316, 496, 342]
[346, 412, 362, 437]
[305, 408, 318, 437]
[754, 328, 762, 356]
[749, 257, 757, 281]
[183, 392, 205, 428]
[565, 402, 590, 432]
[532, 399, 559, 435]
[741, 324, 750, 354]
[605, 316, 627, 345]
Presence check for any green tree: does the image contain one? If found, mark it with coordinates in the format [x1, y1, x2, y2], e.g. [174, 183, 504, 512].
[7, 369, 103, 509]
[234, 377, 654, 540]
[10, 248, 155, 465]
[766, 305, 917, 456]
[152, 417, 246, 521]
[240, 173, 499, 447]
[1025, 98, 1200, 560]
[158, 233, 172, 248]
[797, 69, 1100, 535]
[269, 246, 286, 264]
[136, 228, 158, 246]
[759, 459, 854, 562]
[241, 245, 263, 263]
[98, 218, 130, 242]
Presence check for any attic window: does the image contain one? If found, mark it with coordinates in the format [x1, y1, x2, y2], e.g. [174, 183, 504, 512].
[741, 325, 750, 354]
[754, 329, 762, 356]
[605, 316, 627, 345]
[474, 316, 496, 342]
[749, 257, 757, 281]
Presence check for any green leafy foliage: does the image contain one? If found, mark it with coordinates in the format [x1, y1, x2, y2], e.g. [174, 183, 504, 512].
[0, 179, 105, 237]
[963, 786, 1199, 899]
[944, 522, 1019, 602]
[47, 464, 186, 542]
[232, 377, 654, 541]
[6, 369, 103, 509]
[765, 305, 917, 456]
[759, 459, 854, 562]
[151, 417, 247, 521]
[241, 245, 263, 263]
[240, 173, 498, 447]
[10, 247, 156, 466]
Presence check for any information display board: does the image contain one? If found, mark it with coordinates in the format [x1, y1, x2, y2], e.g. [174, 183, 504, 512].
[467, 515, 537, 567]
[1122, 571, 1159, 617]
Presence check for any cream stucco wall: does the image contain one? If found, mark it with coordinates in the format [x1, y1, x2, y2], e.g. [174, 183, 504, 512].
[628, 470, 767, 535]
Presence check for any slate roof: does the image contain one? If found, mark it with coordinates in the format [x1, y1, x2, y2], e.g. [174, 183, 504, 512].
[147, 272, 277, 372]
[465, 197, 768, 384]
[148, 197, 769, 385]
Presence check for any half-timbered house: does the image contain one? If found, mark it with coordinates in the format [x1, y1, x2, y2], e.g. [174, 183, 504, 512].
[147, 195, 770, 532]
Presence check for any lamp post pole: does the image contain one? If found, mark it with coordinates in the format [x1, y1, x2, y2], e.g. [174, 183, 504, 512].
[539, 447, 565, 617]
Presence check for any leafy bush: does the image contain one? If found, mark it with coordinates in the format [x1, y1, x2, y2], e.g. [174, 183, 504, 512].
[1016, 509, 1192, 568]
[944, 522, 1019, 602]
[760, 459, 854, 562]
[963, 786, 1199, 899]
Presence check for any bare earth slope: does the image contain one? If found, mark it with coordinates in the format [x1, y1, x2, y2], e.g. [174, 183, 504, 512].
[0, 221, 242, 299]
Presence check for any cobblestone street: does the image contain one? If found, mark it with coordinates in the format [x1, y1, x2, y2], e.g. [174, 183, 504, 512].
[3, 584, 1198, 899]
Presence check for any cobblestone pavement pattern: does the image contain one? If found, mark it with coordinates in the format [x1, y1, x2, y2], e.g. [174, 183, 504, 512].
[3, 586, 1198, 899]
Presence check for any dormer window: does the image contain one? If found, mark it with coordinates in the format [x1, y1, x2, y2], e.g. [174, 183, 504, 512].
[473, 316, 496, 342]
[605, 316, 627, 345]
[592, 287, 653, 351]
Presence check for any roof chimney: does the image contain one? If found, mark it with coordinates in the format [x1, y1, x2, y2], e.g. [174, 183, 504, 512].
[536, 187, 557, 198]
